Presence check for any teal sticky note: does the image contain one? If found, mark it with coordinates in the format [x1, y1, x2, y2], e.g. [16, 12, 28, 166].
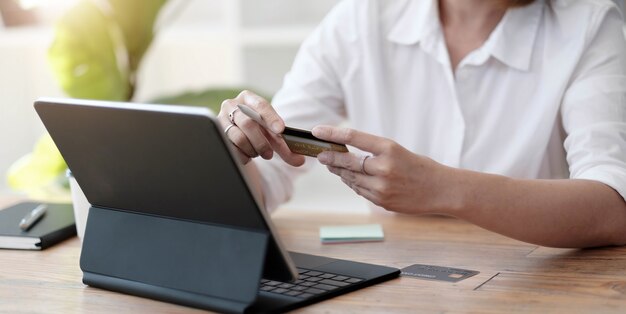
[319, 224, 384, 244]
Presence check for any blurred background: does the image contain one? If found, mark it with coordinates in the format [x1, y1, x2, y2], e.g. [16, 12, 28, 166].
[0, 0, 371, 213]
[0, 0, 624, 213]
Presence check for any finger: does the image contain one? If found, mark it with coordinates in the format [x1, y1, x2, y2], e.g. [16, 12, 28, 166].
[233, 112, 274, 160]
[340, 177, 380, 203]
[312, 126, 389, 155]
[238, 90, 284, 134]
[228, 128, 259, 159]
[263, 128, 306, 166]
[219, 98, 271, 161]
[326, 165, 375, 189]
[328, 166, 384, 204]
[318, 152, 362, 172]
[321, 152, 382, 176]
[219, 114, 258, 158]
[218, 98, 238, 127]
[234, 147, 251, 164]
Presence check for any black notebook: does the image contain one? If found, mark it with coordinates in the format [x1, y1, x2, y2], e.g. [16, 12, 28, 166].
[0, 202, 76, 250]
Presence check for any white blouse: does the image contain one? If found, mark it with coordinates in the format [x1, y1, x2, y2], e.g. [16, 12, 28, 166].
[256, 0, 626, 212]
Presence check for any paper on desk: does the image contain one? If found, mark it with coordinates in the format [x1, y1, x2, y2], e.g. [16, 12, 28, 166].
[319, 224, 384, 244]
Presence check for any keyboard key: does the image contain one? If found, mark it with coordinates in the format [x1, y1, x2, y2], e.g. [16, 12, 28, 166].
[319, 279, 349, 287]
[304, 288, 326, 295]
[262, 268, 361, 301]
[297, 293, 314, 299]
[312, 283, 338, 291]
[345, 278, 363, 283]
[285, 290, 302, 297]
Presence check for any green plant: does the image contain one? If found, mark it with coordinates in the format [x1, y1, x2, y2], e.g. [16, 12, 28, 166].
[7, 0, 248, 199]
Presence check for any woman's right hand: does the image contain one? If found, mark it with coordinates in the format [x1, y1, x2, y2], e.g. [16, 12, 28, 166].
[218, 90, 306, 167]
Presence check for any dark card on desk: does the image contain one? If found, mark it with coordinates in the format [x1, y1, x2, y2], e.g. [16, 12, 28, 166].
[282, 126, 349, 157]
[401, 264, 479, 283]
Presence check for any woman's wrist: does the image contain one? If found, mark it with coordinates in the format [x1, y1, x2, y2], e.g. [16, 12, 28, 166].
[428, 165, 469, 216]
[434, 166, 491, 218]
[442, 167, 517, 220]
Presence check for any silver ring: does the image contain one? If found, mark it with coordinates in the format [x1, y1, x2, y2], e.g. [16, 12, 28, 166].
[228, 107, 240, 125]
[360, 155, 371, 175]
[224, 123, 236, 135]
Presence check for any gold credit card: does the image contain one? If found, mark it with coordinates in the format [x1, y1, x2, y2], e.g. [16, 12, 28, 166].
[282, 126, 349, 157]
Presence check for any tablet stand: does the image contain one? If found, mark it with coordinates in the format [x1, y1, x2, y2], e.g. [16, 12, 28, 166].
[80, 206, 269, 313]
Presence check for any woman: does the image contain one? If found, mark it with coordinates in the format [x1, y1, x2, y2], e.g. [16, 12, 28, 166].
[218, 0, 626, 248]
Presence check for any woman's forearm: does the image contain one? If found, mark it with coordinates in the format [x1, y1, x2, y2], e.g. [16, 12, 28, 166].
[311, 125, 626, 248]
[449, 169, 626, 248]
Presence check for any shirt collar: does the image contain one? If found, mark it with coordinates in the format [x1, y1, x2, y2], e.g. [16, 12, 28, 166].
[387, 0, 544, 72]
[488, 1, 544, 71]
[387, 0, 439, 46]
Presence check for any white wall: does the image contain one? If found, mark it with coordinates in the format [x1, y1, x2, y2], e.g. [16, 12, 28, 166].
[0, 28, 63, 194]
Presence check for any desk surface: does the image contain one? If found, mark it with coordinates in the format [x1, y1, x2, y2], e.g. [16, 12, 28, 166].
[1, 197, 626, 313]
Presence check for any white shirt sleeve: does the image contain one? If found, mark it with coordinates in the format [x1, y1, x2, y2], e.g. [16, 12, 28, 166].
[562, 6, 626, 201]
[255, 157, 309, 213]
[257, 1, 357, 212]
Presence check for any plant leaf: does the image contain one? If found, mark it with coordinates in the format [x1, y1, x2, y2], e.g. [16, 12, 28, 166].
[7, 134, 67, 191]
[48, 0, 129, 100]
[107, 0, 168, 73]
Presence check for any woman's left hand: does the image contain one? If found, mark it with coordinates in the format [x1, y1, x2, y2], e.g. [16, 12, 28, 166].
[313, 125, 459, 215]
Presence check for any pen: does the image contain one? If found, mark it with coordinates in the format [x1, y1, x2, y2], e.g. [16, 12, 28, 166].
[19, 204, 47, 231]
[237, 104, 279, 134]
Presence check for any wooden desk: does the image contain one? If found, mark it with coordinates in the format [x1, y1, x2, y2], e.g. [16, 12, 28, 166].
[1, 197, 625, 313]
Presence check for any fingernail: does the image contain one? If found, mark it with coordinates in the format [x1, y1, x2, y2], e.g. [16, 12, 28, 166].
[262, 150, 273, 160]
[272, 121, 282, 134]
[311, 126, 321, 137]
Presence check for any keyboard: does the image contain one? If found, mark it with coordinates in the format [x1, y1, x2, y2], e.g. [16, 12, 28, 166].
[260, 268, 364, 299]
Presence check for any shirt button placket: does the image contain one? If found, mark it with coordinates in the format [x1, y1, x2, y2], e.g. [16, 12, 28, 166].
[450, 67, 467, 168]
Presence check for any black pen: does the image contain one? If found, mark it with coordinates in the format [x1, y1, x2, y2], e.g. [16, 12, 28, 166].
[19, 204, 47, 231]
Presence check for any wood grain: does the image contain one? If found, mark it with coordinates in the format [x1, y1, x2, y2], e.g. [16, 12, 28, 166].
[1, 198, 625, 313]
